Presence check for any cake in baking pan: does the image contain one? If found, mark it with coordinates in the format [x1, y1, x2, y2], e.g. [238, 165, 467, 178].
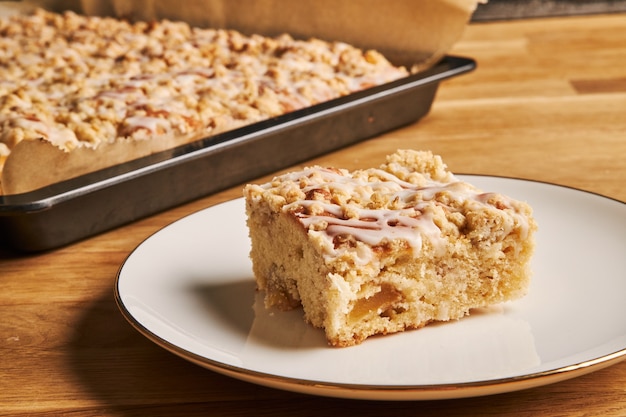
[0, 8, 408, 194]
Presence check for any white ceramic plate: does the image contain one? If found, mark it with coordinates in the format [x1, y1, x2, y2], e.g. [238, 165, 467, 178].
[115, 176, 626, 400]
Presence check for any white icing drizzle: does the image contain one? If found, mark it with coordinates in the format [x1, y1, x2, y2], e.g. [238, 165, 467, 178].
[278, 166, 530, 260]
[294, 200, 441, 253]
[123, 116, 171, 134]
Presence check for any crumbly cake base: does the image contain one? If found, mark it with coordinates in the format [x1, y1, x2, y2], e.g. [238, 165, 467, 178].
[244, 150, 536, 347]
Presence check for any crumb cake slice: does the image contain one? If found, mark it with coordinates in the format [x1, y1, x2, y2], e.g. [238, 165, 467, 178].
[243, 150, 537, 347]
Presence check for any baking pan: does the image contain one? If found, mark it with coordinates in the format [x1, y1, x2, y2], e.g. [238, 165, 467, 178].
[0, 55, 475, 252]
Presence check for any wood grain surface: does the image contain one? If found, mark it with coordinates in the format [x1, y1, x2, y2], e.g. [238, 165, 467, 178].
[1, 12, 625, 417]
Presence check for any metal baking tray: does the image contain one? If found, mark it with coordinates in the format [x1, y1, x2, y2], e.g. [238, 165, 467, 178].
[0, 55, 475, 252]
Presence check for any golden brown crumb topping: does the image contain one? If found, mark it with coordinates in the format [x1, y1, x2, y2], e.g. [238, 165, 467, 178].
[0, 8, 408, 165]
[244, 150, 534, 262]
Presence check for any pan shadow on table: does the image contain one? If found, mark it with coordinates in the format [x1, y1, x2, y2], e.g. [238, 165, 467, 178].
[62, 278, 623, 417]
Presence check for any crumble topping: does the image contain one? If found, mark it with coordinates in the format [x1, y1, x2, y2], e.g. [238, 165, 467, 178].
[246, 150, 533, 262]
[0, 8, 408, 173]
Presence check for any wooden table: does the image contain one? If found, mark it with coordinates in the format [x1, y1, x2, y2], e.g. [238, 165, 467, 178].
[2, 12, 625, 417]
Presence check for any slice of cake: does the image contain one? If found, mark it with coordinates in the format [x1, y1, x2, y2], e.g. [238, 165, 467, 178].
[243, 150, 537, 347]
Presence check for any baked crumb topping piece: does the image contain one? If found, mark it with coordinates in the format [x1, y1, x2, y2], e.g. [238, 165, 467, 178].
[0, 9, 408, 176]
